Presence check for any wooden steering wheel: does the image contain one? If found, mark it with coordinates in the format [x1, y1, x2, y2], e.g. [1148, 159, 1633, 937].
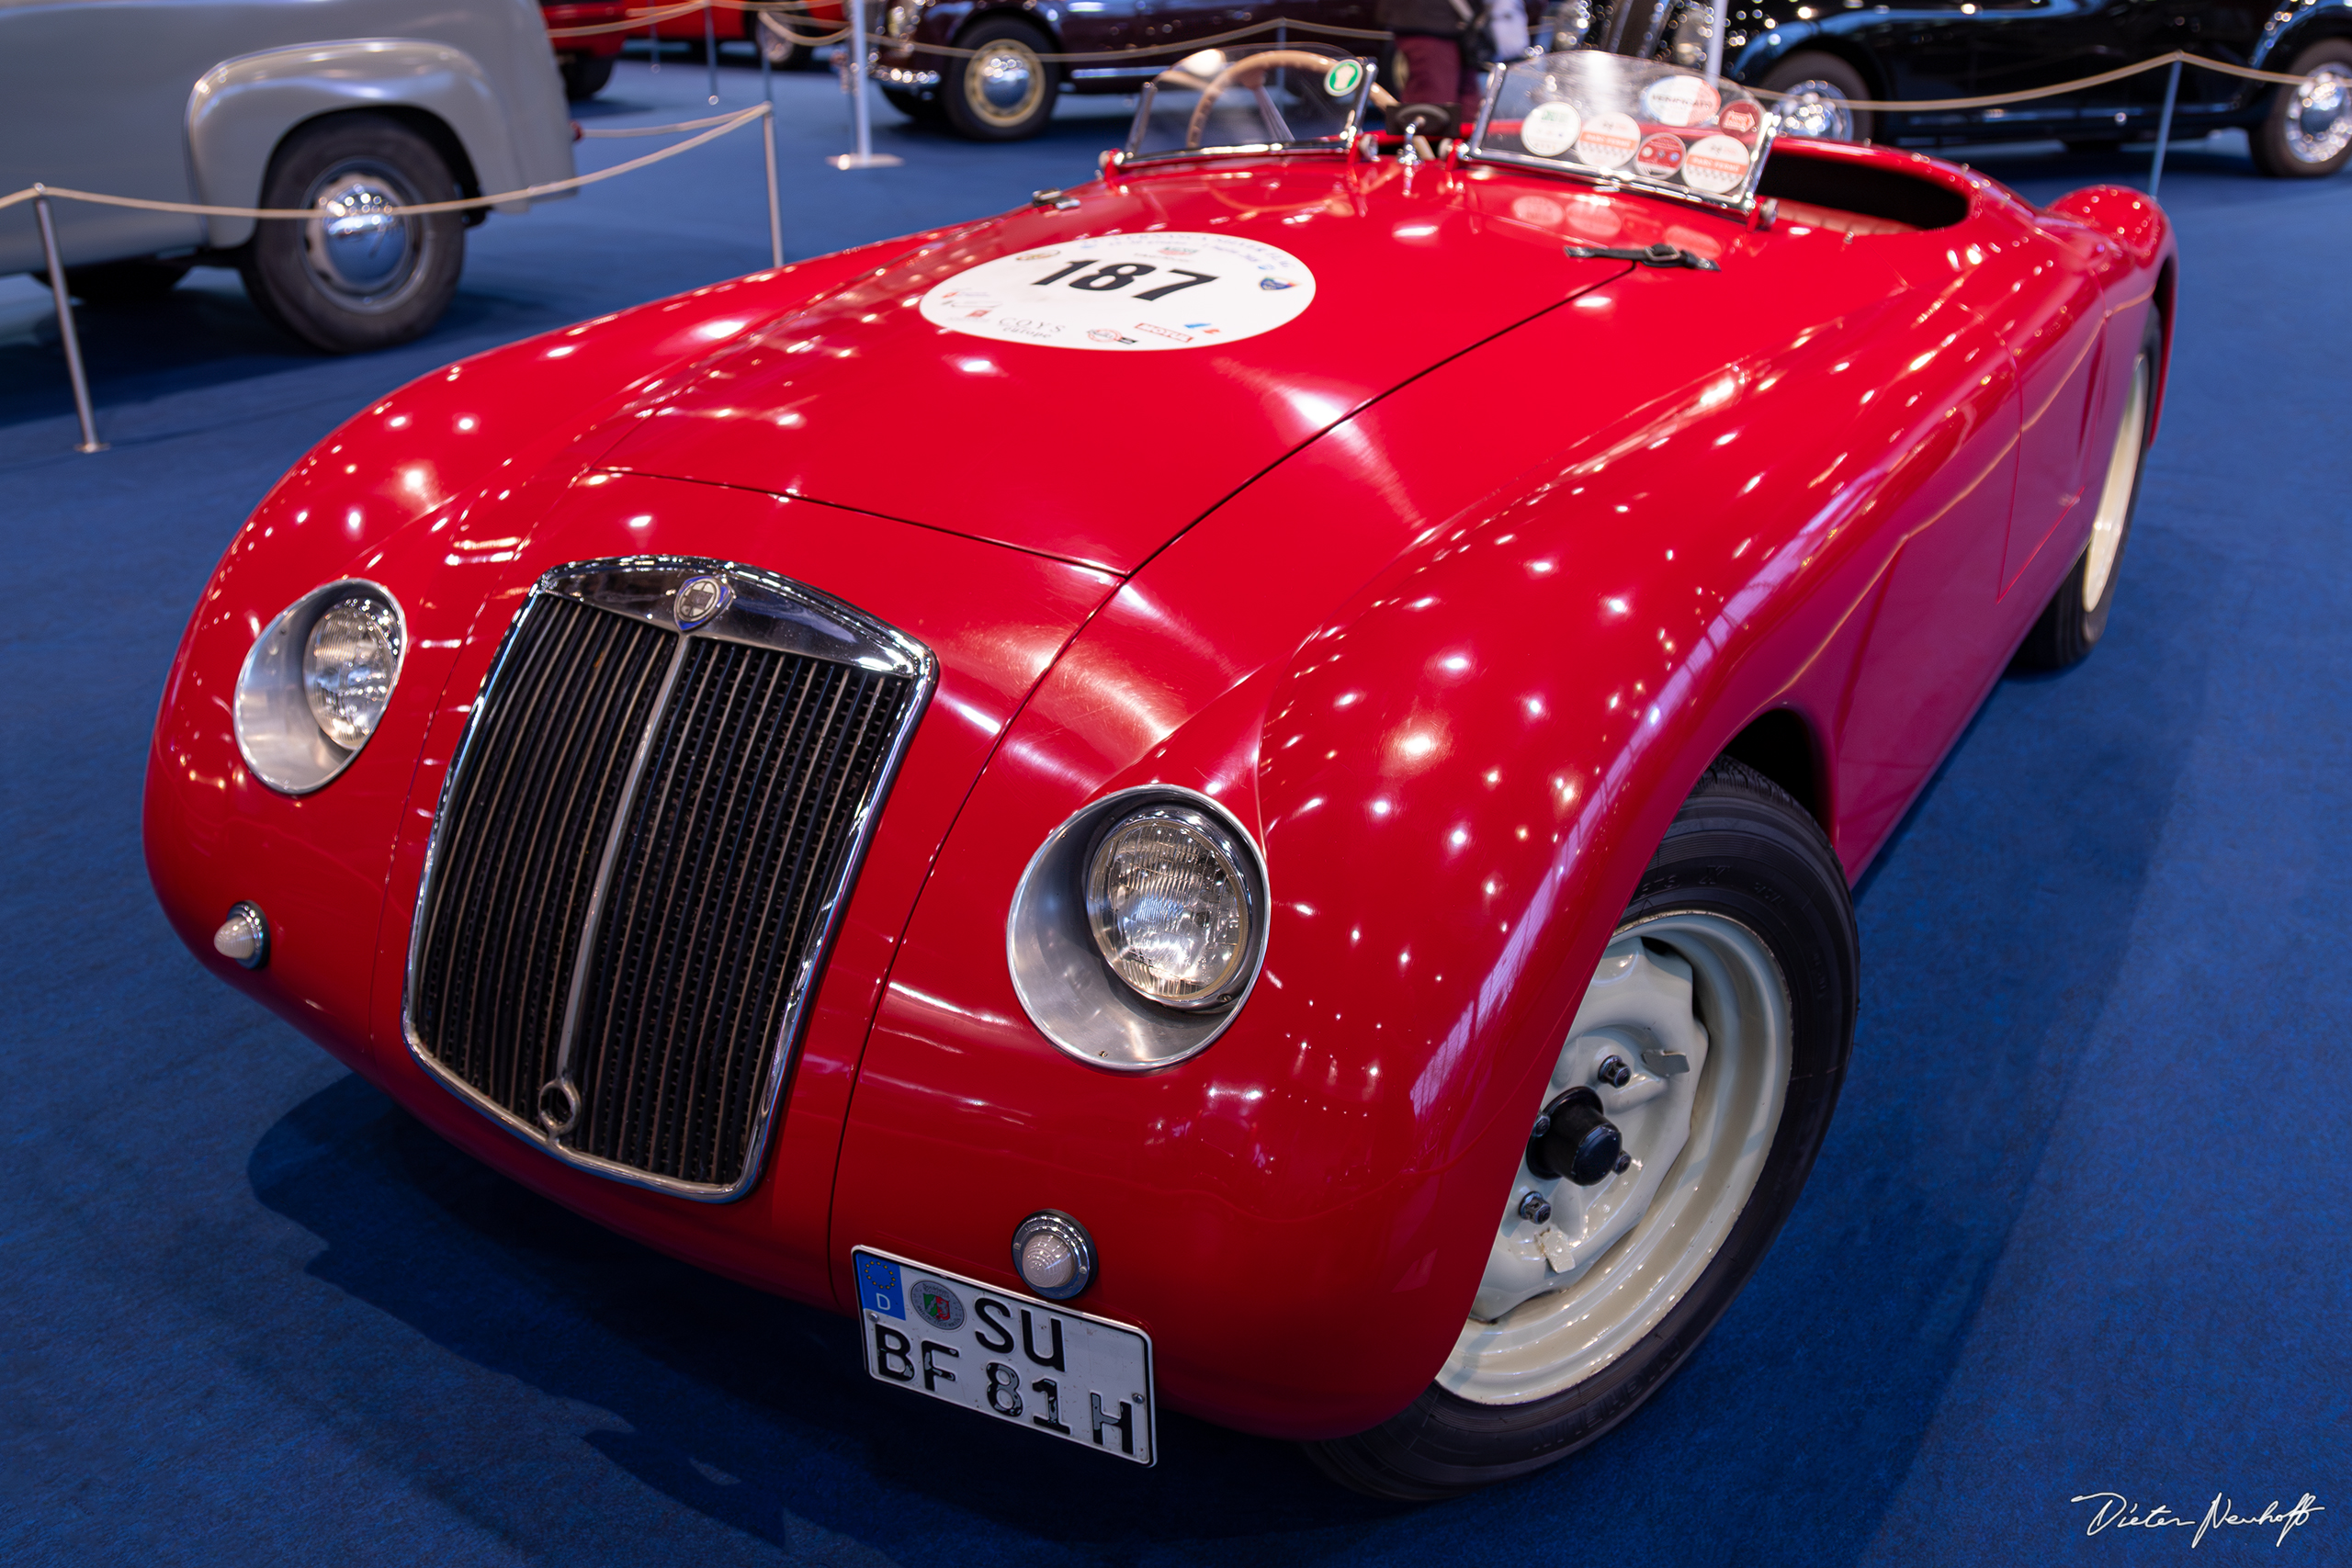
[1181, 51, 1396, 149]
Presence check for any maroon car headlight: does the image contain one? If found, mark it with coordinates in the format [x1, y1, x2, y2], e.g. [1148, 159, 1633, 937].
[232, 580, 406, 795]
[1007, 786, 1269, 1069]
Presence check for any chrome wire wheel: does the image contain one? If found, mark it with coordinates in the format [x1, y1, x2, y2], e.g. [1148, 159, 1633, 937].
[300, 160, 433, 316]
[2083, 349, 2153, 613]
[2285, 64, 2352, 165]
[1441, 913, 1792, 1405]
[964, 36, 1046, 130]
[1772, 79, 1857, 141]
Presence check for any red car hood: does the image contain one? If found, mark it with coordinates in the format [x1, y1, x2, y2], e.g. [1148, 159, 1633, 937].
[602, 161, 1636, 574]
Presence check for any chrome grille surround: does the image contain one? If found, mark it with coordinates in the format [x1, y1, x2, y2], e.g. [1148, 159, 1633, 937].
[402, 556, 935, 1202]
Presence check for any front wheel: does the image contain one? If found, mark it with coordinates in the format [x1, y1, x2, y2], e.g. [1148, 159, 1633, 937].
[2010, 311, 2161, 672]
[1305, 757, 1858, 1499]
[238, 113, 465, 354]
[940, 16, 1057, 141]
[2251, 40, 2352, 177]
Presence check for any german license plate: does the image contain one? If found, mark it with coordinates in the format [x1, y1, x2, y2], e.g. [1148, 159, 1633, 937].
[853, 1247, 1156, 1465]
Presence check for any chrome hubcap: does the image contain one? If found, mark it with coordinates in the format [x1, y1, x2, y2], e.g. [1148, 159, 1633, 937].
[302, 164, 426, 310]
[2083, 350, 2152, 612]
[1441, 914, 1792, 1405]
[967, 39, 1043, 124]
[1775, 79, 1856, 141]
[2286, 65, 2352, 164]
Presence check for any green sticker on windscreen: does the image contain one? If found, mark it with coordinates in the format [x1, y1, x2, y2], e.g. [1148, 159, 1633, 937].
[1324, 59, 1363, 96]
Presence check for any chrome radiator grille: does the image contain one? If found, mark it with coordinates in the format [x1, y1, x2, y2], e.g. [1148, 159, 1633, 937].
[406, 558, 933, 1200]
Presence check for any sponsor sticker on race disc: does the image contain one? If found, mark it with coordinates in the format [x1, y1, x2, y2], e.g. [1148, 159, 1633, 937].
[1718, 98, 1763, 137]
[1520, 99, 1584, 158]
[1641, 74, 1720, 129]
[1324, 59, 1363, 96]
[1576, 110, 1641, 169]
[1681, 132, 1751, 194]
[919, 231, 1315, 351]
[1634, 131, 1687, 179]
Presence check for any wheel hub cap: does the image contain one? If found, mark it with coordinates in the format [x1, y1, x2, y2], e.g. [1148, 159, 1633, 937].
[302, 167, 424, 308]
[2287, 67, 2352, 164]
[972, 42, 1041, 118]
[1776, 80, 1856, 141]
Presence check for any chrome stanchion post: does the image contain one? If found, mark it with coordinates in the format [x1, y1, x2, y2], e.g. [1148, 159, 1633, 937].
[649, 16, 662, 72]
[1704, 0, 1726, 85]
[32, 190, 106, 455]
[2148, 54, 2182, 198]
[704, 0, 720, 103]
[758, 7, 776, 109]
[829, 0, 903, 168]
[763, 103, 785, 265]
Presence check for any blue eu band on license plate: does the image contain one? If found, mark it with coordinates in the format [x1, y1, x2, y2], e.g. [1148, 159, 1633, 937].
[852, 1247, 1157, 1466]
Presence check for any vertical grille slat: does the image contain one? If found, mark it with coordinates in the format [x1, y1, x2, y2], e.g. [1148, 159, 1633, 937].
[406, 559, 927, 1199]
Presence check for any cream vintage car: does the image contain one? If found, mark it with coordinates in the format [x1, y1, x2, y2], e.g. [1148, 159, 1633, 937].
[1, 0, 575, 350]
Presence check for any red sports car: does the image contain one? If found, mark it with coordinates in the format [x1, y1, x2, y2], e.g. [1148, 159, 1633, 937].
[145, 51, 2171, 1498]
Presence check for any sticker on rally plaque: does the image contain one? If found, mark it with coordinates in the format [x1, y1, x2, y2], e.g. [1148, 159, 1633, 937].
[918, 231, 1316, 352]
[854, 1247, 1157, 1465]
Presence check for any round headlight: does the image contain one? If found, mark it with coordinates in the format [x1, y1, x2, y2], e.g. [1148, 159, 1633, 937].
[1007, 786, 1270, 1070]
[1086, 807, 1252, 1009]
[303, 595, 401, 749]
[233, 580, 406, 795]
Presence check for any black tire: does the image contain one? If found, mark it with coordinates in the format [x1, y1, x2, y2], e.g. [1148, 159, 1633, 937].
[940, 15, 1057, 141]
[1304, 757, 1858, 1500]
[882, 85, 945, 122]
[2010, 311, 2163, 672]
[34, 257, 190, 305]
[2250, 39, 2352, 177]
[238, 113, 465, 354]
[2063, 137, 2126, 155]
[560, 53, 616, 100]
[1756, 51, 1874, 142]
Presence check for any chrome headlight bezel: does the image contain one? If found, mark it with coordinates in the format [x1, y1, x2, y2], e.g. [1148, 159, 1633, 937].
[232, 579, 407, 795]
[1007, 784, 1270, 1071]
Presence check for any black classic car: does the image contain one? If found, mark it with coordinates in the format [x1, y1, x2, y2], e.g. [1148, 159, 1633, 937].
[871, 0, 2352, 174]
[1695, 0, 2352, 175]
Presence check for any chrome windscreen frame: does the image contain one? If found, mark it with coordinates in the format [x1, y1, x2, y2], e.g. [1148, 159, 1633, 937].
[399, 555, 937, 1203]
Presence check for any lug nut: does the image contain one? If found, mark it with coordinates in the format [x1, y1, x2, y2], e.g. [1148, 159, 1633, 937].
[1517, 1190, 1553, 1225]
[1596, 1054, 1631, 1089]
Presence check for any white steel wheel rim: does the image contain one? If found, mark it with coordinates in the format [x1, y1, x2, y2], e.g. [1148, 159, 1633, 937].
[1437, 912, 1792, 1406]
[2082, 351, 2151, 612]
[1775, 80, 1857, 141]
[2286, 65, 2352, 164]
[967, 39, 1045, 127]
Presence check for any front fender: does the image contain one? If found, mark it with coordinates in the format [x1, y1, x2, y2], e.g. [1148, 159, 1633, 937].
[186, 36, 569, 249]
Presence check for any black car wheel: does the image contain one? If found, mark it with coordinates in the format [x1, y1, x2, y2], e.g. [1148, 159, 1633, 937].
[239, 113, 465, 354]
[35, 257, 191, 305]
[560, 53, 616, 99]
[1304, 757, 1858, 1500]
[2011, 312, 2161, 672]
[2251, 39, 2352, 177]
[1757, 51, 1873, 142]
[748, 11, 797, 68]
[941, 15, 1057, 141]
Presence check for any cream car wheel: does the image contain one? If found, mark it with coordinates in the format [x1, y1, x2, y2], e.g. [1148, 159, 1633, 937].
[1303, 757, 1857, 1501]
[2081, 350, 2152, 613]
[1441, 914, 1792, 1405]
[2012, 311, 2162, 672]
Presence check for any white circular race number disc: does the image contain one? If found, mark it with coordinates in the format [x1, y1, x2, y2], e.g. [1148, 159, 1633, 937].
[920, 231, 1317, 352]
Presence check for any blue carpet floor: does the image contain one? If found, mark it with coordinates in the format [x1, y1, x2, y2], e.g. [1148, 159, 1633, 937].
[2, 57, 2345, 1566]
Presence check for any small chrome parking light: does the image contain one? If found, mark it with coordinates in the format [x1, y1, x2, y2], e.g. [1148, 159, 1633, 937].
[1012, 1211, 1095, 1300]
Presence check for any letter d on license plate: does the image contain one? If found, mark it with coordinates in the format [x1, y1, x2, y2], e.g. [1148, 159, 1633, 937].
[853, 1247, 1156, 1465]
